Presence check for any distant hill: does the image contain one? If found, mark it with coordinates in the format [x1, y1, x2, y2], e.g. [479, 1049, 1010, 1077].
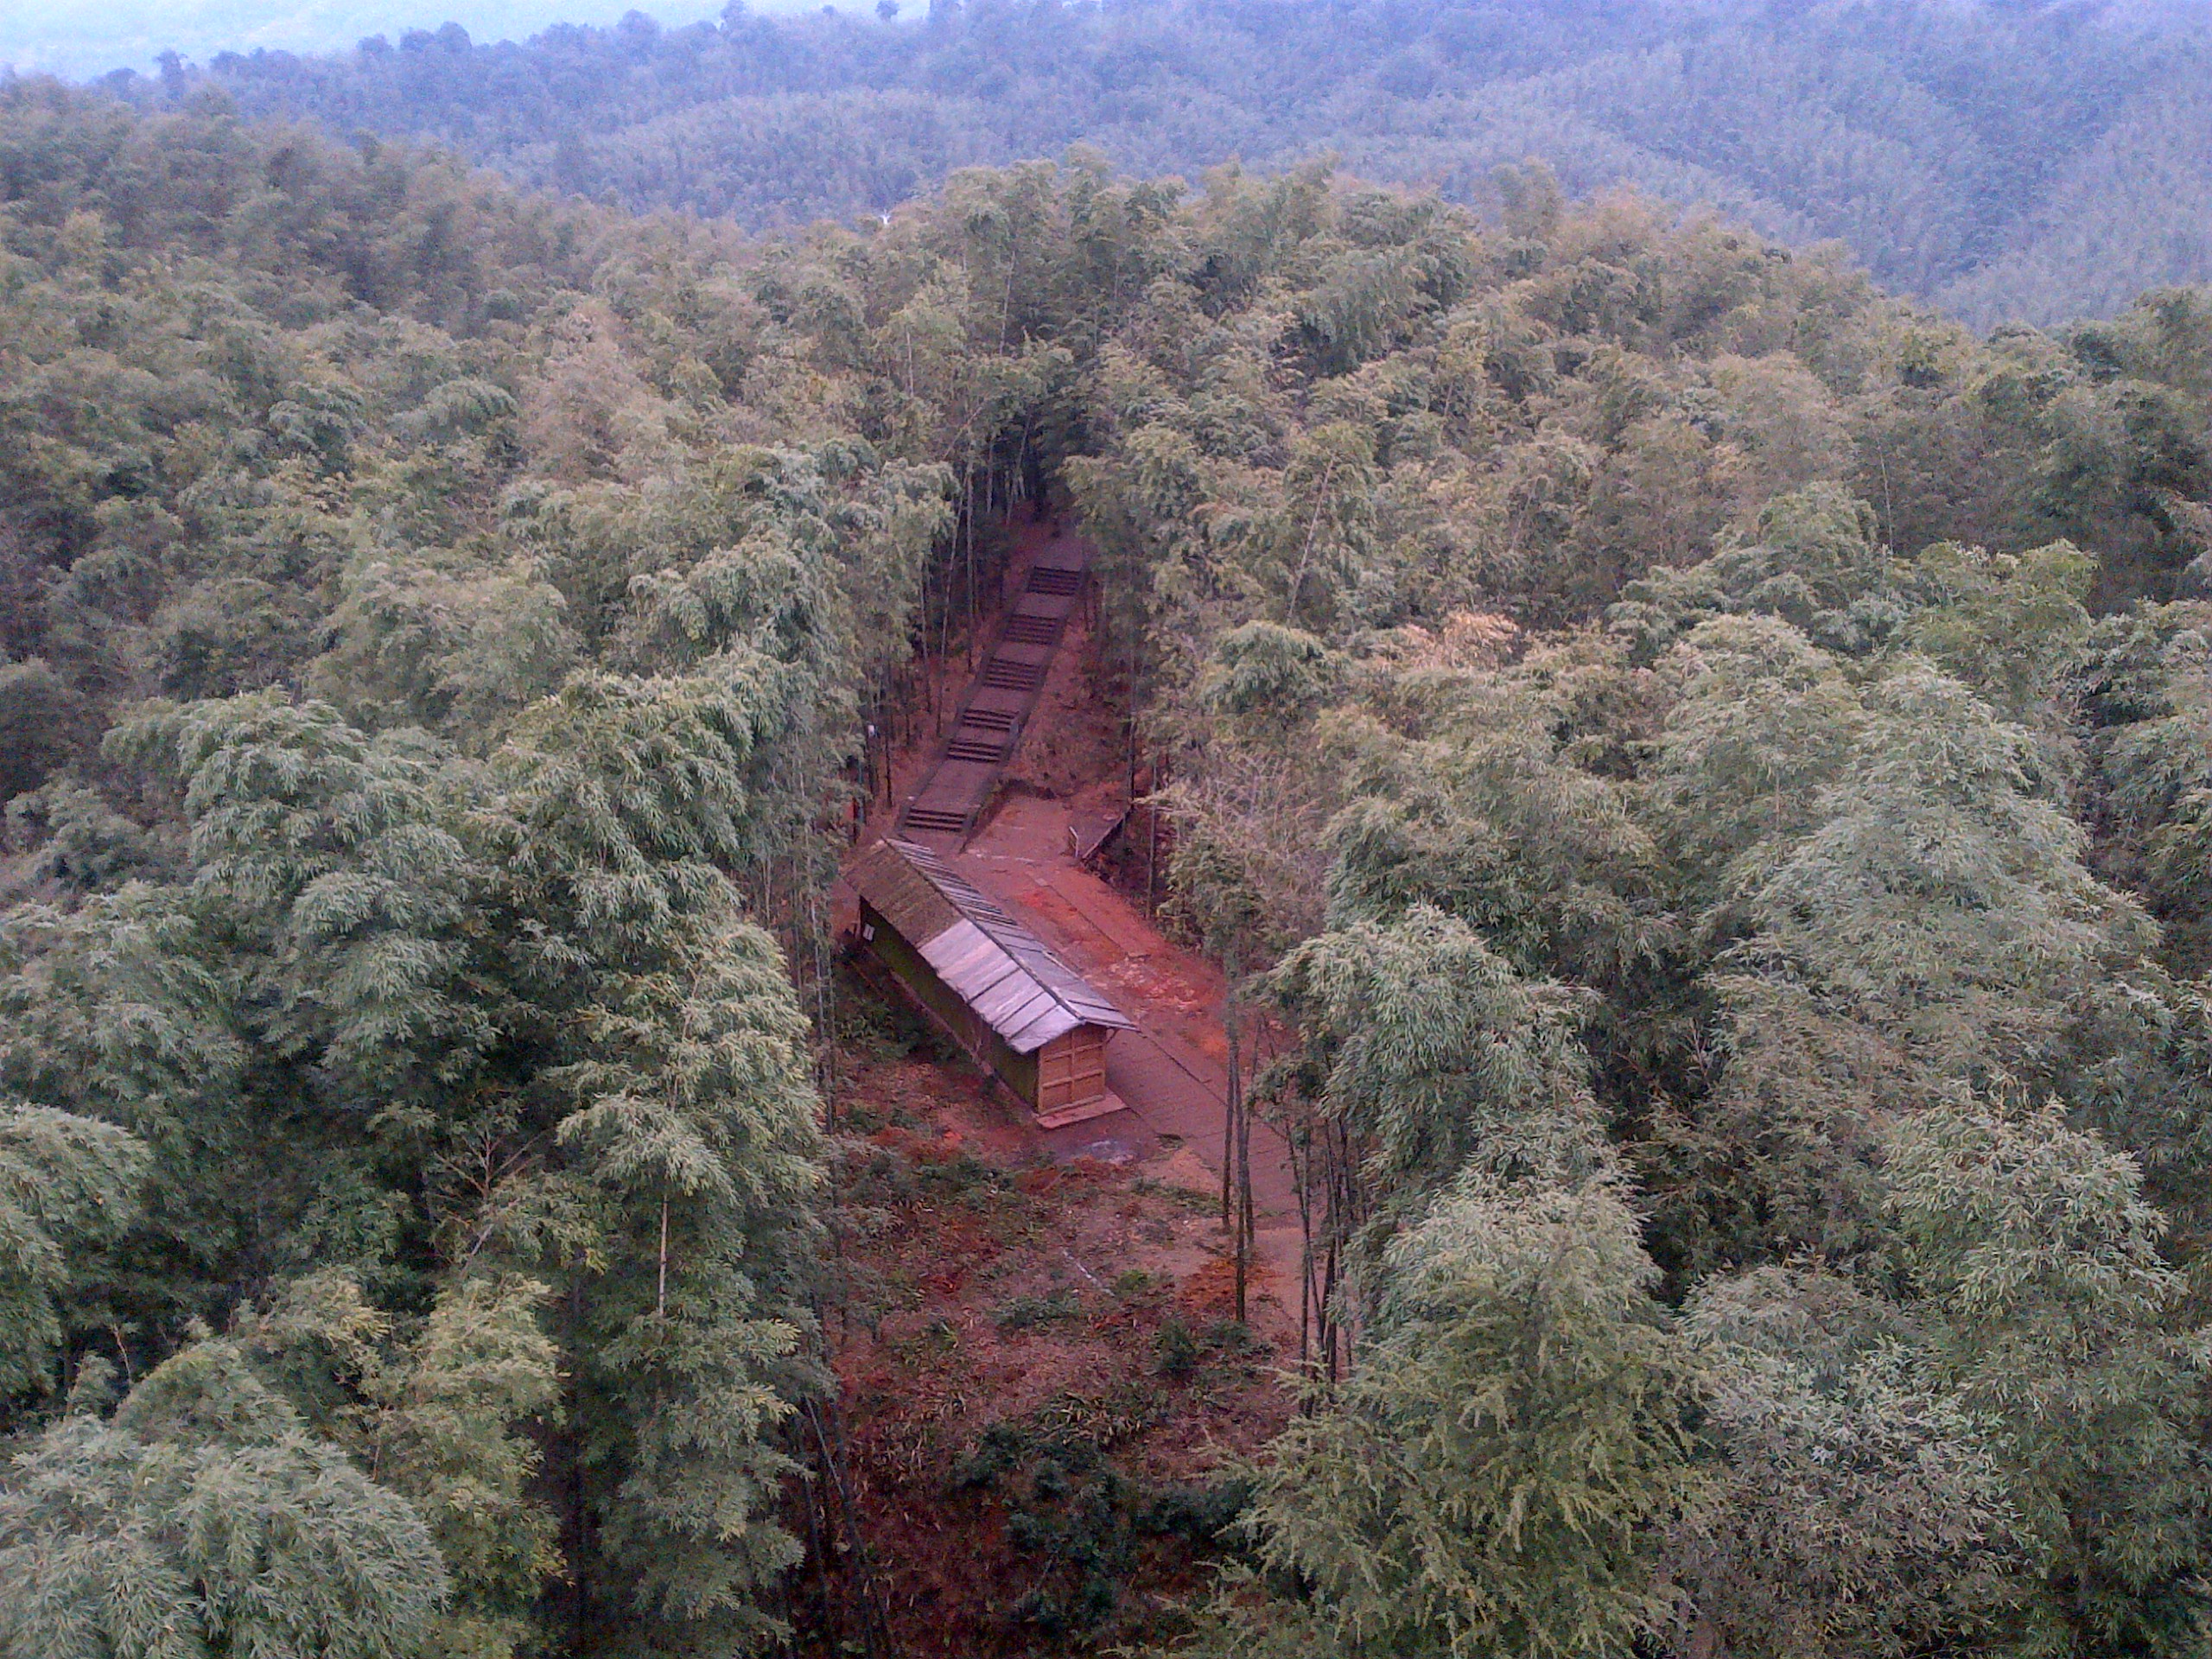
[111, 0, 2212, 327]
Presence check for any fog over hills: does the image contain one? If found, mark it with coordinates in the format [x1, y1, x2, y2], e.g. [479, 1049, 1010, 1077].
[0, 0, 743, 79]
[59, 0, 2207, 330]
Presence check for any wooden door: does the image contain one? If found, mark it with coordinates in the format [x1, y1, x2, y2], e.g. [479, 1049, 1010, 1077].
[1037, 1028, 1108, 1112]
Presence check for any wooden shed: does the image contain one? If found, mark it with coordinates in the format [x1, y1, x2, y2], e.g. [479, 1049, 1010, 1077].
[849, 837, 1135, 1127]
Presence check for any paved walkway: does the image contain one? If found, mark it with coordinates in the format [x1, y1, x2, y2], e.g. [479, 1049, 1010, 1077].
[955, 801, 1306, 1303]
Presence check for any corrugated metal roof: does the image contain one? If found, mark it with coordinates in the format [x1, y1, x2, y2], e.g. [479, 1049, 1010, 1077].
[850, 838, 1136, 1052]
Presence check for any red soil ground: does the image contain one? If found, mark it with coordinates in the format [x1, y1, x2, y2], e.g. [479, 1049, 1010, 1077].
[810, 1048, 1292, 1656]
[812, 509, 1305, 1657]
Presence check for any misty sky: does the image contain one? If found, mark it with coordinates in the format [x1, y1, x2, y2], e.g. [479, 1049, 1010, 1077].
[0, 0, 843, 79]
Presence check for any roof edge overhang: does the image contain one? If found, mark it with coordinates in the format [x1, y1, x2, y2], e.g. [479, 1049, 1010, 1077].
[850, 837, 1136, 1051]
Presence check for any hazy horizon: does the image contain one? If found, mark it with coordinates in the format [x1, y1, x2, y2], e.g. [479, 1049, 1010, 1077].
[0, 0, 857, 80]
[8, 0, 2198, 87]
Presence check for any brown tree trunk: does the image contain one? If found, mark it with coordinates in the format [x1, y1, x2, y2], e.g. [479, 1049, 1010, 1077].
[1229, 994, 1246, 1324]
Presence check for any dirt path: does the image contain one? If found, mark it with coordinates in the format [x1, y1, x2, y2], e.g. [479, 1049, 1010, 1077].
[843, 512, 1307, 1328]
[953, 799, 1308, 1313]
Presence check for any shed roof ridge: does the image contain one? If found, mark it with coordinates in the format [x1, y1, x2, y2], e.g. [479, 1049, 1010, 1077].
[875, 837, 1135, 1037]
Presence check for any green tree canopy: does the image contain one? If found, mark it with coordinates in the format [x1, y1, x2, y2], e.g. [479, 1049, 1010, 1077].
[0, 1337, 448, 1659]
[1208, 1176, 1704, 1659]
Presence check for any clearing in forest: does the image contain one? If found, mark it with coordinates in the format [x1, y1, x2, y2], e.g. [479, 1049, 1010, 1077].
[817, 513, 1308, 1653]
[843, 509, 1303, 1305]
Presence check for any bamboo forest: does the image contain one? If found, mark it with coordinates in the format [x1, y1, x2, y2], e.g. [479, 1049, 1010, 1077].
[2, 4, 2212, 1655]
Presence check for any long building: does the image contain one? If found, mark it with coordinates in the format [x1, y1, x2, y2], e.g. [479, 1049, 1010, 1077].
[849, 837, 1135, 1126]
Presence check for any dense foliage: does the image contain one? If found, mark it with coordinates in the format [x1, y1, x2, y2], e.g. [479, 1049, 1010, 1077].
[3, 72, 2212, 1659]
[1062, 156, 2212, 1659]
[116, 0, 2212, 328]
[0, 83, 963, 1656]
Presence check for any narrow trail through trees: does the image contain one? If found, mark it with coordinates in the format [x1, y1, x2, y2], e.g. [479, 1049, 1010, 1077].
[849, 515, 1307, 1326]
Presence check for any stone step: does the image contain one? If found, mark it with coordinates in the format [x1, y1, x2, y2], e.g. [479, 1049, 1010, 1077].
[1027, 566, 1085, 596]
[901, 806, 970, 835]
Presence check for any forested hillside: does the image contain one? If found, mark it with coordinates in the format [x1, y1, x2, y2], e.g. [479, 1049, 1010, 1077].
[4, 74, 2212, 1659]
[124, 0, 2212, 328]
